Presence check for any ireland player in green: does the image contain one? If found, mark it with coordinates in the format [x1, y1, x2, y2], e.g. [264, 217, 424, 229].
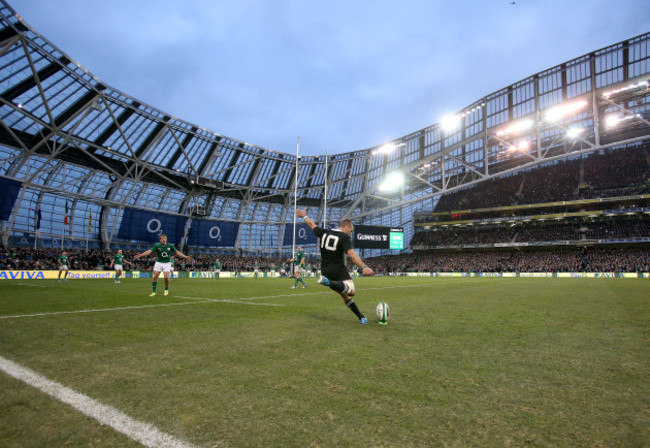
[288, 245, 307, 289]
[109, 249, 131, 283]
[134, 234, 193, 296]
[213, 259, 221, 279]
[57, 251, 70, 282]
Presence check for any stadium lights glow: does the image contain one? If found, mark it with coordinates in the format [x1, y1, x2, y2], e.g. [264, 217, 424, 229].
[508, 141, 530, 152]
[495, 118, 534, 136]
[602, 80, 649, 98]
[543, 100, 588, 122]
[378, 171, 404, 192]
[440, 115, 461, 132]
[460, 104, 485, 117]
[604, 113, 639, 129]
[605, 114, 621, 128]
[373, 142, 405, 156]
[566, 127, 584, 139]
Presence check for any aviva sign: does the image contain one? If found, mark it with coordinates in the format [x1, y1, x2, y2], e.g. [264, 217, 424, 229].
[0, 271, 46, 280]
[0, 270, 113, 280]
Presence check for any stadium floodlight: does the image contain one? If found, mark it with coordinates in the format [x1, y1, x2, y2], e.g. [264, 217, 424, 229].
[508, 141, 530, 152]
[543, 100, 588, 122]
[378, 171, 404, 192]
[602, 80, 649, 99]
[373, 142, 405, 156]
[605, 113, 643, 129]
[605, 114, 622, 128]
[566, 127, 584, 139]
[440, 114, 461, 132]
[495, 118, 534, 136]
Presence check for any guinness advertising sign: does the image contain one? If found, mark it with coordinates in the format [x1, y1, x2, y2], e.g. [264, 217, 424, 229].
[353, 225, 404, 250]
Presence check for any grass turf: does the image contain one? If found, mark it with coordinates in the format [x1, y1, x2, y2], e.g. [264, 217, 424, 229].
[1, 276, 649, 447]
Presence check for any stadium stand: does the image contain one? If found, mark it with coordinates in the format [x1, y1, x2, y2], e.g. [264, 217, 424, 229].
[3, 246, 649, 274]
[429, 144, 649, 214]
[0, 1, 648, 272]
[369, 249, 650, 274]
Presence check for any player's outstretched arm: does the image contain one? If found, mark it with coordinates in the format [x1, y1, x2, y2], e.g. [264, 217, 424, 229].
[175, 251, 193, 262]
[296, 208, 317, 230]
[347, 249, 374, 276]
[133, 250, 152, 260]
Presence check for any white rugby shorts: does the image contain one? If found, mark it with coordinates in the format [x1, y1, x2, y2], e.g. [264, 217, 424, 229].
[153, 261, 172, 273]
[342, 279, 356, 296]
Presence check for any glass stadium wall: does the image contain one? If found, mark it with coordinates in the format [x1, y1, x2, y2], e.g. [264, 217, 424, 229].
[0, 0, 649, 258]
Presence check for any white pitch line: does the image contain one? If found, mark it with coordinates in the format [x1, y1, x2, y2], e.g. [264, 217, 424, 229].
[177, 294, 318, 302]
[0, 283, 423, 320]
[0, 300, 212, 320]
[177, 283, 425, 304]
[6, 283, 47, 287]
[215, 299, 285, 307]
[175, 296, 285, 307]
[0, 355, 204, 448]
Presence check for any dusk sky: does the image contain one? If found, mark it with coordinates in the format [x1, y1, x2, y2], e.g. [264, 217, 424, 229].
[14, 0, 650, 156]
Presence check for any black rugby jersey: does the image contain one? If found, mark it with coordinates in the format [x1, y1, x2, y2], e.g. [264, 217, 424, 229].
[313, 226, 351, 270]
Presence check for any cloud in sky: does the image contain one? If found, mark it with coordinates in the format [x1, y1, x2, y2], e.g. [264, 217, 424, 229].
[14, 0, 650, 155]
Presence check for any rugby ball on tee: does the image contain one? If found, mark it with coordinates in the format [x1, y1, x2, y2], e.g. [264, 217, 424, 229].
[376, 302, 390, 324]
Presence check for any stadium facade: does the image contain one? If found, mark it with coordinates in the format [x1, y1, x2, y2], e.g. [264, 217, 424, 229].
[0, 1, 648, 257]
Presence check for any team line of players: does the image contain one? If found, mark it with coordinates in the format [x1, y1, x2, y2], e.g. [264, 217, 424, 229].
[55, 210, 374, 324]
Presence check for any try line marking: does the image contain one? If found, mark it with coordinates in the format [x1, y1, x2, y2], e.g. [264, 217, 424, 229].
[0, 355, 206, 448]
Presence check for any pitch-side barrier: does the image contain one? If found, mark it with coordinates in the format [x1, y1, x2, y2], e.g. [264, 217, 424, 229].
[1, 270, 648, 280]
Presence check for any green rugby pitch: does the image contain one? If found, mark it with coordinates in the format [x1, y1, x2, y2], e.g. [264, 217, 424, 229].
[1, 276, 649, 447]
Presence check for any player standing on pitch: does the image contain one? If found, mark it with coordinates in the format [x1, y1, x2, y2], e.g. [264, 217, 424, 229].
[133, 234, 193, 296]
[288, 245, 308, 289]
[109, 249, 131, 283]
[296, 208, 374, 324]
[57, 251, 70, 282]
[213, 258, 221, 279]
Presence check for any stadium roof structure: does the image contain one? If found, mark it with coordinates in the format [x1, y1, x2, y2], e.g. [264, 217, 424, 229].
[0, 0, 649, 255]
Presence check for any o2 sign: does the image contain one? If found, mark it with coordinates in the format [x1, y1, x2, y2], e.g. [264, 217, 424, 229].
[146, 219, 163, 236]
[209, 226, 222, 242]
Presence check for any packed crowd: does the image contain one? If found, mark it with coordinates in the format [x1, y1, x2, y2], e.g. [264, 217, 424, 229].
[432, 144, 649, 213]
[367, 249, 650, 273]
[411, 217, 650, 248]
[1, 246, 649, 274]
[0, 247, 315, 275]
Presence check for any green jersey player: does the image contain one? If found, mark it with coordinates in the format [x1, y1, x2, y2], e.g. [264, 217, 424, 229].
[288, 246, 307, 289]
[109, 249, 131, 283]
[57, 251, 70, 282]
[213, 259, 221, 279]
[134, 234, 193, 296]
